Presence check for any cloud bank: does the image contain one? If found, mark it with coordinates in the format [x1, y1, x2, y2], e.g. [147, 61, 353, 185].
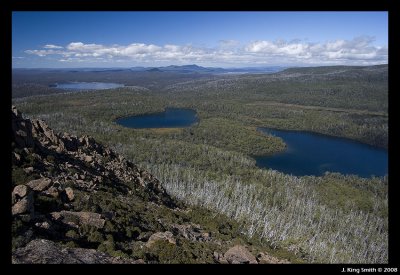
[24, 36, 387, 66]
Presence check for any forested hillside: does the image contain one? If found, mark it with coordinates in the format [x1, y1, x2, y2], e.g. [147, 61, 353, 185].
[12, 65, 388, 263]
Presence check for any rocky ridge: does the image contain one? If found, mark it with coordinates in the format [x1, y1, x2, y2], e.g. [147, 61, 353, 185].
[11, 106, 292, 264]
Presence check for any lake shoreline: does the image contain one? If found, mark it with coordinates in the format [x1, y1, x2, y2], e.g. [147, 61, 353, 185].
[115, 107, 199, 129]
[256, 127, 388, 178]
[53, 82, 125, 91]
[256, 126, 388, 150]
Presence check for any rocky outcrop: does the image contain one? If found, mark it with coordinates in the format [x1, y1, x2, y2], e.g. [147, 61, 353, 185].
[171, 223, 212, 242]
[31, 119, 62, 149]
[215, 245, 258, 264]
[12, 185, 30, 201]
[44, 186, 59, 198]
[50, 211, 106, 229]
[11, 106, 184, 263]
[26, 178, 52, 192]
[12, 106, 35, 148]
[11, 106, 175, 207]
[64, 187, 74, 201]
[256, 252, 290, 264]
[12, 185, 34, 219]
[146, 231, 176, 247]
[12, 239, 143, 264]
[12, 197, 33, 216]
[213, 251, 229, 264]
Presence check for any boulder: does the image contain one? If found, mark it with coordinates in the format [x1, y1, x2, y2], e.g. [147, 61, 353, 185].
[26, 178, 52, 192]
[136, 231, 153, 242]
[23, 167, 34, 174]
[213, 251, 229, 264]
[45, 186, 59, 198]
[12, 107, 36, 149]
[32, 119, 61, 146]
[84, 155, 93, 163]
[12, 105, 22, 118]
[79, 136, 96, 149]
[12, 185, 34, 218]
[12, 185, 30, 202]
[146, 231, 176, 247]
[12, 152, 21, 162]
[223, 245, 258, 264]
[51, 211, 105, 229]
[12, 239, 141, 264]
[65, 187, 75, 201]
[35, 221, 51, 230]
[257, 252, 290, 264]
[12, 197, 33, 216]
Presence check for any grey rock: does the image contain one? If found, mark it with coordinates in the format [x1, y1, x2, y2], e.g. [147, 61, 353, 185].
[27, 178, 52, 192]
[213, 251, 229, 264]
[23, 167, 34, 174]
[12, 185, 30, 202]
[257, 252, 290, 264]
[32, 119, 61, 147]
[13, 152, 21, 162]
[12, 108, 35, 148]
[12, 197, 33, 216]
[12, 185, 34, 218]
[51, 211, 105, 229]
[84, 155, 93, 163]
[146, 231, 176, 247]
[45, 186, 59, 198]
[65, 187, 74, 201]
[12, 239, 140, 264]
[224, 245, 258, 264]
[35, 221, 51, 230]
[12, 105, 22, 118]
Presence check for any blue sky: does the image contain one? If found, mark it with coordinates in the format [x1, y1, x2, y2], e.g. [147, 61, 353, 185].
[12, 12, 388, 68]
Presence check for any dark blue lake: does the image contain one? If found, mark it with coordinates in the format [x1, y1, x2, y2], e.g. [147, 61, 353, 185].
[116, 108, 199, 128]
[256, 128, 388, 178]
[53, 82, 124, 90]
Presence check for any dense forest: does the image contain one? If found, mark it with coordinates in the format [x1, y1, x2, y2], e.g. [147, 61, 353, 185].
[12, 64, 388, 263]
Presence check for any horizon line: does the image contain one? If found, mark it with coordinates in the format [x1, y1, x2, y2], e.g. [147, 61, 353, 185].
[12, 63, 388, 70]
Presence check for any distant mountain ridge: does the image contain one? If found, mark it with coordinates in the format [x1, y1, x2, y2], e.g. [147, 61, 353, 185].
[140, 64, 286, 74]
[13, 64, 388, 76]
[13, 64, 287, 74]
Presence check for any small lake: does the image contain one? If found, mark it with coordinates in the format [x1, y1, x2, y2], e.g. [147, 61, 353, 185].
[256, 128, 388, 178]
[116, 108, 199, 128]
[53, 82, 124, 90]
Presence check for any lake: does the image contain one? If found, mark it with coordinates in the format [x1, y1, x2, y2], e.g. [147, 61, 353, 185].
[53, 82, 124, 90]
[116, 108, 199, 128]
[256, 128, 388, 178]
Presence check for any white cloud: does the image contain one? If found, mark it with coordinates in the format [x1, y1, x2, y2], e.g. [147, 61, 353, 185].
[24, 36, 387, 66]
[59, 57, 85, 62]
[25, 49, 60, 57]
[119, 43, 161, 55]
[245, 36, 387, 64]
[66, 42, 104, 52]
[43, 44, 63, 49]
